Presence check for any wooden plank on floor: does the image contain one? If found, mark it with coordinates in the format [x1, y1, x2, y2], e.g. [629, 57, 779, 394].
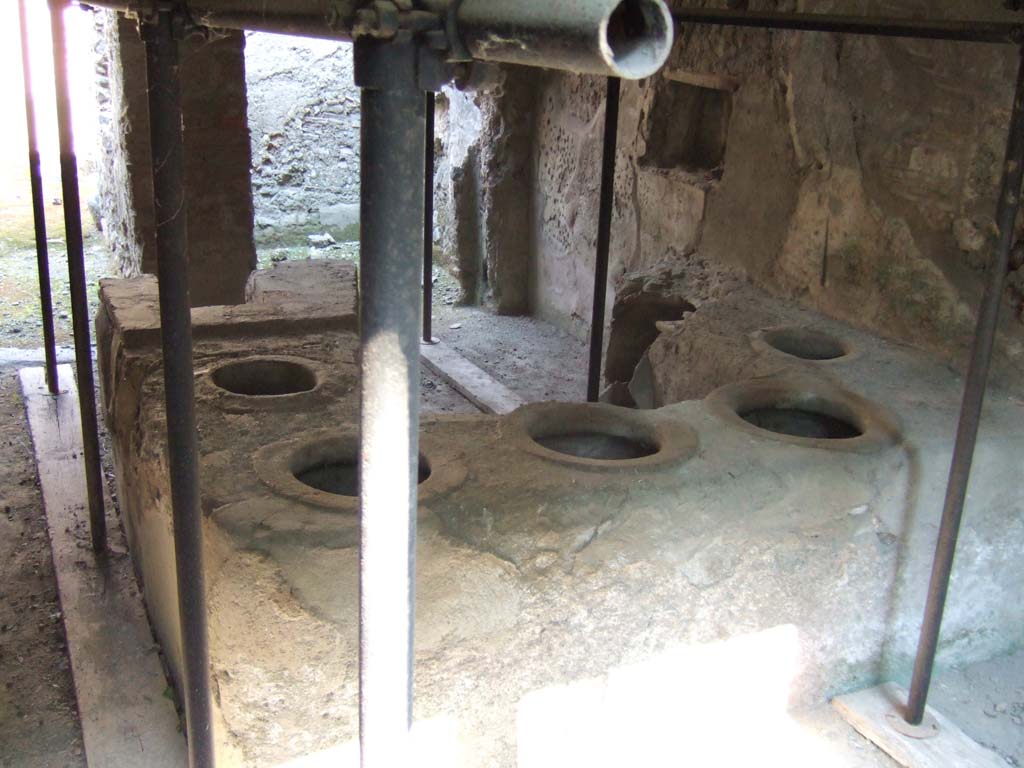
[833, 682, 1007, 768]
[421, 341, 526, 415]
[20, 365, 187, 768]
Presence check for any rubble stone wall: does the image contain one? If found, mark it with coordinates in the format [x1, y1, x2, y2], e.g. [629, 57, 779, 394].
[245, 34, 361, 242]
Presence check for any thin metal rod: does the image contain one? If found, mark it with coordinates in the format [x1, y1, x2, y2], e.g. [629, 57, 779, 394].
[48, 0, 106, 552]
[423, 91, 436, 344]
[143, 13, 215, 767]
[355, 40, 424, 767]
[672, 8, 1023, 44]
[905, 45, 1024, 726]
[587, 76, 620, 403]
[19, 0, 59, 394]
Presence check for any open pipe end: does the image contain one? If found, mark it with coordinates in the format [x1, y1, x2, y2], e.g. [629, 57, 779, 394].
[600, 0, 674, 79]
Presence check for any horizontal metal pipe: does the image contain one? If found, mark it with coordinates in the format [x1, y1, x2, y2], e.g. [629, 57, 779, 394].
[189, 0, 360, 40]
[82, 0, 359, 38]
[81, 0, 674, 77]
[672, 8, 1023, 44]
[424, 0, 674, 77]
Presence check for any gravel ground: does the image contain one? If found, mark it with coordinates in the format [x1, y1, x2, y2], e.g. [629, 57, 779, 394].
[0, 235, 112, 350]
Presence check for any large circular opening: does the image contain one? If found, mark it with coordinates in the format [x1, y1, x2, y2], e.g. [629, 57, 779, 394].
[739, 407, 862, 440]
[760, 327, 850, 361]
[294, 453, 432, 497]
[534, 431, 658, 460]
[518, 402, 671, 467]
[603, 0, 673, 79]
[707, 377, 900, 450]
[211, 358, 317, 397]
[255, 430, 469, 512]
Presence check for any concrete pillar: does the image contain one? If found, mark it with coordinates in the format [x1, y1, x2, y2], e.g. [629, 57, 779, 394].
[98, 13, 256, 307]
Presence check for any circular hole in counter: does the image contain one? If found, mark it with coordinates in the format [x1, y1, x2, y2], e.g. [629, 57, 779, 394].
[211, 357, 318, 397]
[758, 327, 850, 361]
[739, 406, 862, 440]
[706, 376, 900, 451]
[533, 431, 658, 460]
[293, 447, 432, 498]
[255, 429, 468, 513]
[510, 402, 698, 472]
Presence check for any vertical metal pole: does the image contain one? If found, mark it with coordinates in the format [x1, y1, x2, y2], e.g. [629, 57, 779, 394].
[48, 0, 106, 551]
[19, 0, 59, 394]
[422, 91, 438, 345]
[905, 45, 1024, 726]
[143, 13, 215, 767]
[587, 77, 621, 403]
[354, 40, 424, 768]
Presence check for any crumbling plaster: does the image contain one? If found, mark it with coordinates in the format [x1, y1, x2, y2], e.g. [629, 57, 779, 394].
[439, 0, 1024, 381]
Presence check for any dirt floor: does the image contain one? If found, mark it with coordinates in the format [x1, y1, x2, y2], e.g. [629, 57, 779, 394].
[428, 265, 589, 404]
[0, 365, 85, 768]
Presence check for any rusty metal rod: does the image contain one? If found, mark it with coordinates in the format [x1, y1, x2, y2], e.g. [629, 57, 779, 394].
[143, 11, 215, 766]
[423, 90, 437, 345]
[587, 77, 620, 403]
[48, 0, 107, 552]
[19, 0, 59, 394]
[672, 7, 1023, 44]
[905, 44, 1024, 725]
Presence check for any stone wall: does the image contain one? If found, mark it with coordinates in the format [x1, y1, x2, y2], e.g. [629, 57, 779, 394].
[96, 13, 256, 307]
[433, 72, 542, 313]
[245, 34, 361, 242]
[96, 13, 156, 278]
[440, 0, 1024, 378]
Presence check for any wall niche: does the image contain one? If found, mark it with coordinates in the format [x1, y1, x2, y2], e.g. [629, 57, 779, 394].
[640, 77, 733, 179]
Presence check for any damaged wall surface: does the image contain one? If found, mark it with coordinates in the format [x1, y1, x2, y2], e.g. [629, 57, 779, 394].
[433, 75, 539, 313]
[435, 0, 1024, 385]
[245, 34, 361, 241]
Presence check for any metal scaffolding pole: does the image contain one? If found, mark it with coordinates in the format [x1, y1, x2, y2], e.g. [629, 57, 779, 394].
[423, 90, 438, 345]
[354, 39, 425, 767]
[143, 11, 215, 766]
[79, 0, 675, 79]
[904, 44, 1024, 726]
[48, 0, 107, 552]
[18, 0, 59, 394]
[587, 77, 621, 403]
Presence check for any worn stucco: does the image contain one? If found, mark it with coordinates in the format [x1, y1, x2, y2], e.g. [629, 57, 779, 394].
[434, 1, 1024, 382]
